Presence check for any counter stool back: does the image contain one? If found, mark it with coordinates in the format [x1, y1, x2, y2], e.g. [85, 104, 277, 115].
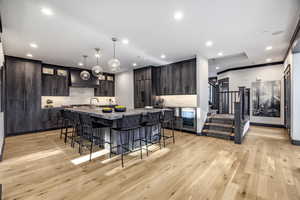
[141, 112, 162, 156]
[161, 110, 175, 147]
[112, 114, 143, 168]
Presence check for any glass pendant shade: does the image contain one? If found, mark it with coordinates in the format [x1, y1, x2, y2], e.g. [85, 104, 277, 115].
[80, 70, 90, 80]
[111, 65, 121, 72]
[92, 65, 103, 77]
[108, 58, 121, 68]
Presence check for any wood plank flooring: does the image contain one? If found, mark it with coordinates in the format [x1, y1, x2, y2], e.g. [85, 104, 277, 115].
[1, 126, 300, 200]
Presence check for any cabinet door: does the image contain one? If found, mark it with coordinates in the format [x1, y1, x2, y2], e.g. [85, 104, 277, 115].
[42, 75, 56, 96]
[182, 60, 196, 94]
[24, 61, 42, 131]
[6, 58, 26, 135]
[172, 63, 182, 94]
[160, 66, 168, 95]
[56, 75, 69, 96]
[107, 81, 115, 96]
[144, 79, 152, 106]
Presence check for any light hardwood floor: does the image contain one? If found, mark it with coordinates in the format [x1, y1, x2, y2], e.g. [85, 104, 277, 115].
[1, 126, 300, 200]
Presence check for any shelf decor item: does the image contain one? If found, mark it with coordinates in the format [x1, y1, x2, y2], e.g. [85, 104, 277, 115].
[102, 107, 113, 113]
[114, 105, 126, 112]
[92, 48, 104, 78]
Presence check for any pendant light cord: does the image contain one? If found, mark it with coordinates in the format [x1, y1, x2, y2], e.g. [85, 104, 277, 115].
[113, 41, 116, 58]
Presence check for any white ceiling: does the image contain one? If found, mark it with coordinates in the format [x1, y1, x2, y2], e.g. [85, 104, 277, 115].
[1, 0, 300, 75]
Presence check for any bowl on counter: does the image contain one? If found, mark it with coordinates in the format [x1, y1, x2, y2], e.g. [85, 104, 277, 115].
[102, 107, 113, 113]
[114, 105, 126, 112]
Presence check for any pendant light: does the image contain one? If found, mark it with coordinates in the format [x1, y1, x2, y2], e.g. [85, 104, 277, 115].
[108, 37, 121, 70]
[80, 55, 91, 80]
[92, 48, 104, 78]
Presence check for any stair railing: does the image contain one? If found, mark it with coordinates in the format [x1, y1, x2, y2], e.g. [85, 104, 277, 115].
[208, 81, 218, 110]
[234, 87, 250, 144]
[217, 90, 240, 114]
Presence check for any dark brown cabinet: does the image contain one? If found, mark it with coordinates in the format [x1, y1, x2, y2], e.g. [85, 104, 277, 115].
[42, 66, 69, 96]
[156, 58, 196, 95]
[5, 57, 42, 135]
[134, 67, 154, 108]
[94, 74, 115, 97]
[40, 109, 60, 130]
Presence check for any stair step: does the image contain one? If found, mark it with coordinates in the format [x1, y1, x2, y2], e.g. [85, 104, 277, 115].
[204, 123, 234, 128]
[202, 129, 234, 140]
[204, 123, 234, 132]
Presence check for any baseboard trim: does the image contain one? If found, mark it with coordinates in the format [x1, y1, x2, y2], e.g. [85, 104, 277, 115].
[291, 140, 300, 146]
[250, 122, 285, 128]
[6, 128, 60, 137]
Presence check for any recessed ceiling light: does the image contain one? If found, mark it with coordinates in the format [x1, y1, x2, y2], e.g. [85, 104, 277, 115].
[26, 53, 33, 58]
[174, 11, 184, 21]
[30, 43, 38, 48]
[216, 67, 220, 70]
[122, 39, 129, 44]
[265, 46, 273, 51]
[218, 52, 223, 56]
[132, 63, 137, 67]
[266, 58, 272, 62]
[78, 62, 83, 66]
[41, 7, 54, 16]
[205, 41, 213, 47]
[161, 54, 166, 59]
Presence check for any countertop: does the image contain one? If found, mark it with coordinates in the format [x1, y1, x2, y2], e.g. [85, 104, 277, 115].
[64, 107, 168, 120]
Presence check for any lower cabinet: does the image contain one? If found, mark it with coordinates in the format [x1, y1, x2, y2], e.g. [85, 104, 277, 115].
[40, 109, 61, 130]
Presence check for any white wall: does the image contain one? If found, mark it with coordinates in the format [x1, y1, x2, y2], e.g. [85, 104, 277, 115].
[291, 53, 300, 141]
[218, 64, 284, 125]
[196, 55, 209, 133]
[115, 70, 134, 109]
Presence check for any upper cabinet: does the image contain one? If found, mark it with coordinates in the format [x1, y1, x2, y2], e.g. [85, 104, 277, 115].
[155, 58, 196, 95]
[134, 67, 154, 108]
[42, 64, 69, 96]
[94, 74, 115, 97]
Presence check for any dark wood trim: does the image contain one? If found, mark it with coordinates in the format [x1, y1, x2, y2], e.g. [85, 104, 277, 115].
[0, 183, 2, 200]
[0, 137, 4, 162]
[250, 122, 285, 128]
[217, 61, 284, 75]
[291, 140, 300, 146]
[284, 15, 300, 61]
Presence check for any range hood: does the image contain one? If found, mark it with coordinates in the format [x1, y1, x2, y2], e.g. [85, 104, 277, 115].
[70, 70, 99, 88]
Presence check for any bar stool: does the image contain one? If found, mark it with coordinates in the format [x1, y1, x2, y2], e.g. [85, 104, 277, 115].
[60, 110, 72, 143]
[161, 110, 175, 147]
[141, 112, 162, 156]
[91, 117, 114, 156]
[111, 114, 143, 168]
[72, 113, 95, 160]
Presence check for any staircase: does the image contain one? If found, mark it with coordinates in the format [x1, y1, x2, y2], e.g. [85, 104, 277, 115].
[201, 114, 235, 140]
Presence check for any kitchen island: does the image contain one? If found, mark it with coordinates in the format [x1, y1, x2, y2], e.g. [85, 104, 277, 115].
[63, 106, 169, 154]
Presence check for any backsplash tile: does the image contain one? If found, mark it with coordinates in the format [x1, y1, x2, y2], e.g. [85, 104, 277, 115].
[158, 95, 197, 107]
[41, 87, 116, 108]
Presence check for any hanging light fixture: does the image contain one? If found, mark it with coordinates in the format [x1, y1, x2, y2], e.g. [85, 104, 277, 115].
[91, 48, 104, 78]
[80, 55, 91, 80]
[108, 37, 121, 70]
